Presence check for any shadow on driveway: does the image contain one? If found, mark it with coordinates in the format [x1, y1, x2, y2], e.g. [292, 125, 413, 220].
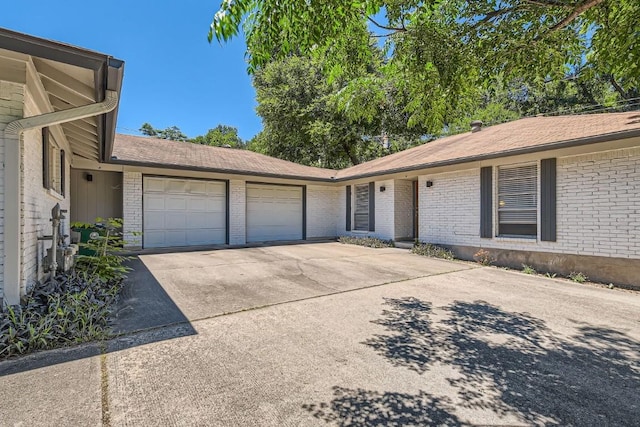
[305, 297, 640, 426]
[0, 258, 196, 377]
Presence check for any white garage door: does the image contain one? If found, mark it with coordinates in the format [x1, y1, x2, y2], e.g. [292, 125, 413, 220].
[246, 184, 303, 242]
[143, 177, 226, 248]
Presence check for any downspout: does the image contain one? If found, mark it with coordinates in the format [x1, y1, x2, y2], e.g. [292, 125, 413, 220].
[2, 90, 118, 306]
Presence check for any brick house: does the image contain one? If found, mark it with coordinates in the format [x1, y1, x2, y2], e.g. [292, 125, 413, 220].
[1, 28, 639, 305]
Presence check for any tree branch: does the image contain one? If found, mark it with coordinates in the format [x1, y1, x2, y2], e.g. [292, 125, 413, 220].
[521, 0, 572, 8]
[609, 75, 629, 100]
[548, 0, 606, 32]
[367, 16, 406, 33]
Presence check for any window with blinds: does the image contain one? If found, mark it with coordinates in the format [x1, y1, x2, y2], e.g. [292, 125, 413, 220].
[497, 164, 537, 236]
[354, 184, 369, 231]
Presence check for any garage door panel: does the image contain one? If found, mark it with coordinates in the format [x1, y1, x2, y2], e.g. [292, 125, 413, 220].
[144, 212, 165, 229]
[206, 182, 225, 194]
[145, 177, 166, 193]
[187, 197, 207, 211]
[145, 194, 166, 210]
[246, 184, 303, 243]
[143, 177, 226, 248]
[166, 180, 187, 193]
[186, 229, 226, 245]
[164, 197, 187, 211]
[164, 213, 187, 229]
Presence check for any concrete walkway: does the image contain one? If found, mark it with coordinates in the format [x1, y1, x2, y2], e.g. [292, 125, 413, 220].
[1, 243, 639, 426]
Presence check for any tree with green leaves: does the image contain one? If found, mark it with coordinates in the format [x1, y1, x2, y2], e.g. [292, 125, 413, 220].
[210, 0, 639, 132]
[249, 53, 426, 168]
[139, 123, 188, 141]
[190, 125, 245, 148]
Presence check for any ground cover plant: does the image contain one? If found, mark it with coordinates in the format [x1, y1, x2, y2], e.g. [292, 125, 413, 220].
[338, 236, 395, 248]
[0, 218, 131, 359]
[411, 242, 455, 260]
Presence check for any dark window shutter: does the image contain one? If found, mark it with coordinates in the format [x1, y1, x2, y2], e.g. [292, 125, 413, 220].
[42, 127, 50, 189]
[480, 167, 492, 238]
[346, 185, 352, 231]
[541, 158, 557, 241]
[368, 182, 375, 232]
[60, 150, 66, 197]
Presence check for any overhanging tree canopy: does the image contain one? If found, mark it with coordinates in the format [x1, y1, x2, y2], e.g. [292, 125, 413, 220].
[209, 0, 639, 130]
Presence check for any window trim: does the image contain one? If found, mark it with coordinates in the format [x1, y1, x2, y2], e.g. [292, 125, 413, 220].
[495, 162, 538, 238]
[42, 126, 65, 198]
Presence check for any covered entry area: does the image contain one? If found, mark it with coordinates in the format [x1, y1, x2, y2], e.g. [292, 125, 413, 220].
[143, 176, 227, 248]
[246, 183, 304, 243]
[70, 169, 123, 225]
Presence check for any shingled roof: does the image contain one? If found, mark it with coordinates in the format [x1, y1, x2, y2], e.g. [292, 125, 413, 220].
[335, 111, 640, 180]
[111, 112, 640, 182]
[111, 134, 336, 180]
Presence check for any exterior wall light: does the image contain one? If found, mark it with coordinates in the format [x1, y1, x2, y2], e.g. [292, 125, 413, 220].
[426, 181, 433, 187]
[380, 186, 386, 192]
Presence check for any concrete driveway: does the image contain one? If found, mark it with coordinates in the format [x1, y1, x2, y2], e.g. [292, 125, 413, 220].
[113, 242, 472, 331]
[1, 242, 639, 426]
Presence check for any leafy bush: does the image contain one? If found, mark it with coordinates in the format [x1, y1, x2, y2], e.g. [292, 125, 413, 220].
[0, 272, 123, 358]
[411, 243, 455, 260]
[72, 217, 133, 282]
[522, 264, 536, 275]
[338, 236, 395, 248]
[569, 271, 588, 283]
[473, 249, 494, 266]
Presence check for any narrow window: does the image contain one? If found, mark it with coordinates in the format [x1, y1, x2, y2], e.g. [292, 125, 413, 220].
[354, 184, 369, 231]
[60, 150, 66, 197]
[42, 127, 50, 189]
[497, 164, 537, 237]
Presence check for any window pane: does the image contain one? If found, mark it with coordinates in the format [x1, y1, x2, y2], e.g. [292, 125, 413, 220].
[498, 164, 537, 236]
[354, 184, 369, 231]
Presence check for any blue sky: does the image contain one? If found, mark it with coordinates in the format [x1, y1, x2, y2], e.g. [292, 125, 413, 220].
[0, 1, 261, 141]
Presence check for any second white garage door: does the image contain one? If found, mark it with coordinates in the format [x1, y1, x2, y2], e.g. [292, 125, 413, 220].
[246, 184, 303, 242]
[143, 177, 226, 248]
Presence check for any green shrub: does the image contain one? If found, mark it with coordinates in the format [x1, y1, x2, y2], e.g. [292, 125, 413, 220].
[522, 264, 536, 275]
[411, 243, 455, 260]
[338, 236, 395, 248]
[569, 271, 588, 283]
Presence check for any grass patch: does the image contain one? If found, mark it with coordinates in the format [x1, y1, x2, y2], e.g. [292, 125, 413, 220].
[411, 243, 455, 260]
[522, 264, 537, 275]
[569, 271, 588, 283]
[338, 236, 395, 248]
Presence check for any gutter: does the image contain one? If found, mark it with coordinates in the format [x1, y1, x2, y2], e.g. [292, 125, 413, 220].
[3, 90, 119, 306]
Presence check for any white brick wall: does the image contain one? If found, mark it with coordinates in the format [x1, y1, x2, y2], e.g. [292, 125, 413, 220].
[229, 179, 246, 245]
[0, 81, 25, 300]
[418, 147, 640, 259]
[306, 185, 339, 239]
[419, 169, 480, 245]
[394, 180, 414, 239]
[123, 171, 143, 248]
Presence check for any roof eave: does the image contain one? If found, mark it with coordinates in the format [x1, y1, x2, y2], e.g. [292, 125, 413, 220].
[107, 159, 337, 182]
[0, 27, 125, 163]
